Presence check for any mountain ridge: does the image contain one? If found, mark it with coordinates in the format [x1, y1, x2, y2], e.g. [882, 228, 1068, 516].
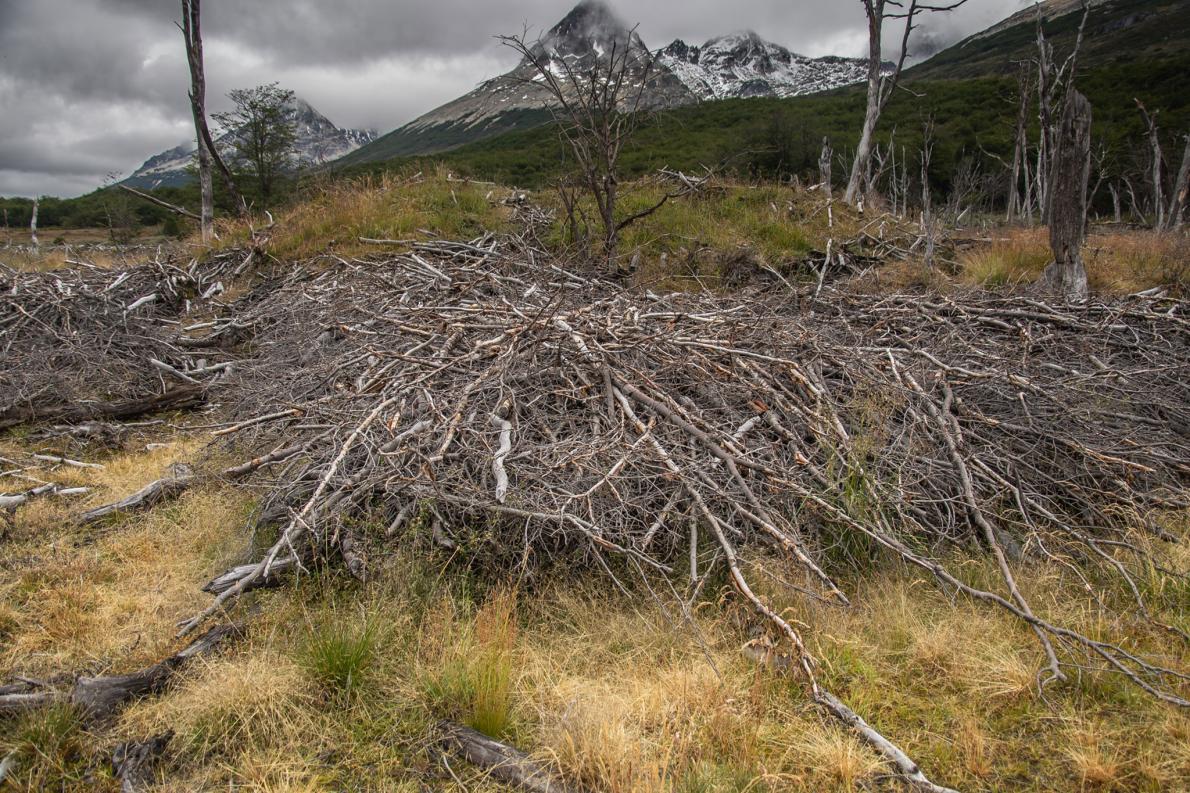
[336, 0, 874, 168]
[123, 97, 376, 190]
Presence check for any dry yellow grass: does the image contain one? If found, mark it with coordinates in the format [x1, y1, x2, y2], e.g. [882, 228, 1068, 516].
[958, 227, 1189, 294]
[207, 168, 513, 262]
[0, 438, 251, 676]
[2, 427, 1187, 792]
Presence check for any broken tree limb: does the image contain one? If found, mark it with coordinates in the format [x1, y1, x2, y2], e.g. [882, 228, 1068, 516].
[0, 483, 89, 510]
[438, 721, 576, 793]
[117, 185, 200, 221]
[814, 690, 960, 793]
[77, 464, 194, 525]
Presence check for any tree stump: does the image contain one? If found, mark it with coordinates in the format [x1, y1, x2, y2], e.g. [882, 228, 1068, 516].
[1040, 89, 1092, 300]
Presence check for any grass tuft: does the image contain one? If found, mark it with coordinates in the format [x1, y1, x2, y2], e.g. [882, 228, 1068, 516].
[300, 616, 377, 698]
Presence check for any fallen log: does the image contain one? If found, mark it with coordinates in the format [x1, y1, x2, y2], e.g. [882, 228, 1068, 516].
[0, 385, 204, 431]
[1, 624, 238, 723]
[77, 464, 194, 525]
[71, 623, 239, 719]
[438, 721, 576, 793]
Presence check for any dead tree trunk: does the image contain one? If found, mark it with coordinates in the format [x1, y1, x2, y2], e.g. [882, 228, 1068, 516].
[1040, 90, 1092, 300]
[1007, 62, 1032, 223]
[29, 198, 39, 248]
[819, 137, 832, 199]
[1167, 133, 1190, 230]
[1109, 182, 1122, 223]
[1136, 100, 1165, 229]
[181, 0, 247, 238]
[844, 1, 968, 208]
[921, 120, 937, 270]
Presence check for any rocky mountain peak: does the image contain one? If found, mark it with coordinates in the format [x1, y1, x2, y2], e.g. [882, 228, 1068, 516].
[531, 0, 645, 62]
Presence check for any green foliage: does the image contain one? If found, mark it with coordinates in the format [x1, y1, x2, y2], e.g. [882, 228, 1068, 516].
[301, 617, 377, 698]
[0, 704, 88, 789]
[213, 82, 299, 207]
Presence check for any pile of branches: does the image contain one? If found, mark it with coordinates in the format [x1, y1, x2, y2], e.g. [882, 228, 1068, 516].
[4, 227, 1188, 789]
[0, 248, 253, 428]
[183, 233, 1187, 694]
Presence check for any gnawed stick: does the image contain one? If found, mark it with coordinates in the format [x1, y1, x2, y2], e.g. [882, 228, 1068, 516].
[438, 721, 576, 793]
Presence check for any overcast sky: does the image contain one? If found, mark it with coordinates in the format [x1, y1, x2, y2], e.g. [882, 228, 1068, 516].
[0, 0, 1027, 198]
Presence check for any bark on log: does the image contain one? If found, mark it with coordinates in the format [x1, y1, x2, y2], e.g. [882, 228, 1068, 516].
[0, 384, 204, 431]
[77, 464, 194, 525]
[438, 721, 576, 793]
[1168, 133, 1190, 230]
[1040, 89, 1092, 300]
[112, 731, 173, 793]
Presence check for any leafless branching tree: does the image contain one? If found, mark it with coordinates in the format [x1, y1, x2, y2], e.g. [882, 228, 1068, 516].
[843, 0, 969, 208]
[500, 28, 693, 273]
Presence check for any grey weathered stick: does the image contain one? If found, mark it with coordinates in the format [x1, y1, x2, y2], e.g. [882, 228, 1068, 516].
[77, 464, 194, 525]
[439, 721, 576, 793]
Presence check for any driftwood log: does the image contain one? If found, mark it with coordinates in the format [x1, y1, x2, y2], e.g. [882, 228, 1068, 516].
[439, 721, 576, 793]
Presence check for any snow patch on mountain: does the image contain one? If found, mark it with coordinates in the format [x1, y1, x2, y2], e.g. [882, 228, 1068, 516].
[658, 31, 871, 101]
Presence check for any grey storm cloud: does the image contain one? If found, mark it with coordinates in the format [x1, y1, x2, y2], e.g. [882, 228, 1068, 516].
[0, 0, 1026, 198]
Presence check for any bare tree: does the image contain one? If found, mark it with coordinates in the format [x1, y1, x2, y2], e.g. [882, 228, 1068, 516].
[1039, 90, 1092, 300]
[843, 0, 969, 208]
[180, 0, 247, 242]
[29, 197, 39, 249]
[818, 137, 833, 199]
[1006, 62, 1033, 224]
[1136, 100, 1165, 229]
[500, 27, 689, 272]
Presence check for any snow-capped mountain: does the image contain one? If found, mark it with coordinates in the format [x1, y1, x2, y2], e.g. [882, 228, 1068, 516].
[124, 98, 376, 189]
[339, 1, 871, 167]
[386, 1, 688, 144]
[658, 32, 871, 101]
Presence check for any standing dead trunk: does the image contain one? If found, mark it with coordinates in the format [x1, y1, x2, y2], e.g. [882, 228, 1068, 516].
[1007, 63, 1032, 223]
[819, 137, 832, 199]
[1135, 100, 1164, 229]
[29, 198, 39, 248]
[1040, 90, 1092, 300]
[1166, 133, 1190, 230]
[1109, 182, 1122, 223]
[920, 120, 936, 270]
[844, 1, 968, 208]
[181, 0, 247, 237]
